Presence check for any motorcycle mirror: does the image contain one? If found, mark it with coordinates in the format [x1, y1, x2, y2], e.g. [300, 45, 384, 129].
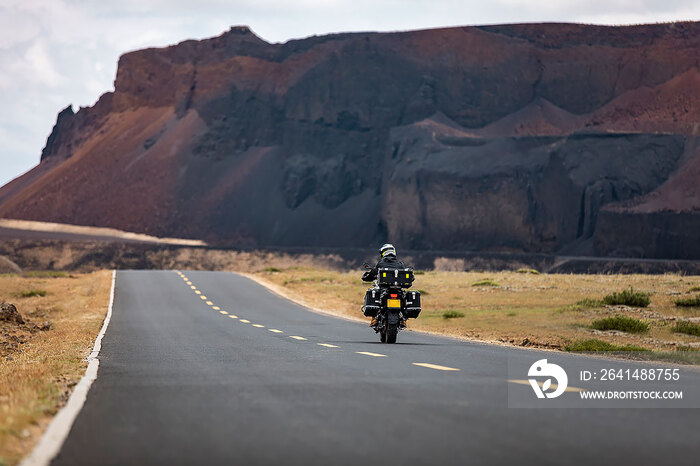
[363, 262, 371, 269]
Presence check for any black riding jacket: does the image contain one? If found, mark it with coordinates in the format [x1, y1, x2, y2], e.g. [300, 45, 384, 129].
[362, 256, 407, 282]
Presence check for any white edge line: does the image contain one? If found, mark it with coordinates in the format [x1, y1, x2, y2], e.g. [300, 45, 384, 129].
[20, 269, 117, 466]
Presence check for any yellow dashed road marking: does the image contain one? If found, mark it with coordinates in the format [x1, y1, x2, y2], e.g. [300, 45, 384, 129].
[206, 301, 214, 305]
[412, 363, 460, 372]
[186, 281, 192, 285]
[195, 290, 201, 295]
[508, 379, 585, 393]
[252, 324, 264, 328]
[200, 296, 207, 300]
[228, 315, 238, 319]
[190, 286, 197, 290]
[212, 306, 220, 310]
[317, 343, 339, 348]
[290, 336, 307, 341]
[268, 329, 283, 333]
[240, 319, 251, 323]
[219, 310, 228, 315]
[356, 351, 387, 357]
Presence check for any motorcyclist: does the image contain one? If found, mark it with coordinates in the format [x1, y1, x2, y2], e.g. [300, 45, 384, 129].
[362, 243, 408, 326]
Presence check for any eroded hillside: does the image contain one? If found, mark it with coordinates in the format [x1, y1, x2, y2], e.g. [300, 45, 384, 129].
[1, 23, 698, 257]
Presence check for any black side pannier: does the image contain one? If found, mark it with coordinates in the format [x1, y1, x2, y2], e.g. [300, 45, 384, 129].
[404, 290, 421, 319]
[363, 287, 381, 317]
[377, 268, 414, 288]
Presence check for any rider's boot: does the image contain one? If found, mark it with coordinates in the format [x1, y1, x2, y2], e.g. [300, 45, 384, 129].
[370, 317, 378, 327]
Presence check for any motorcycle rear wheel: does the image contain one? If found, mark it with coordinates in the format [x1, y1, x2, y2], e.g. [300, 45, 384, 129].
[386, 323, 398, 344]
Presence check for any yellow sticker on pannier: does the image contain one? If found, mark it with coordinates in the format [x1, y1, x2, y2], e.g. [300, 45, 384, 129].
[382, 272, 386, 277]
[406, 273, 409, 278]
[387, 299, 401, 308]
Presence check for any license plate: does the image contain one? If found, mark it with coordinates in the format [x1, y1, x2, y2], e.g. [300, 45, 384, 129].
[387, 299, 401, 308]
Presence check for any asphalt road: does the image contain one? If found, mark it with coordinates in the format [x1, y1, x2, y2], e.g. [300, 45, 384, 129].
[52, 271, 699, 465]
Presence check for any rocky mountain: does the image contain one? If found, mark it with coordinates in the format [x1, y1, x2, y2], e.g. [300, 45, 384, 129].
[1, 22, 699, 257]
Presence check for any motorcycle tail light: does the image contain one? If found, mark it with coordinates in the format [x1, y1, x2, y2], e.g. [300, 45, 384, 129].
[390, 294, 398, 298]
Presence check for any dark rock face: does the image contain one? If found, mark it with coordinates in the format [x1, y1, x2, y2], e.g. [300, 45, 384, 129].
[384, 122, 686, 251]
[40, 105, 75, 161]
[39, 93, 114, 162]
[595, 212, 700, 259]
[1, 23, 699, 257]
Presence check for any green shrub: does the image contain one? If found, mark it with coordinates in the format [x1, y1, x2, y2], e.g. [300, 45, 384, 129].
[601, 288, 651, 307]
[576, 298, 604, 309]
[263, 267, 282, 273]
[471, 279, 499, 287]
[557, 299, 602, 313]
[564, 339, 648, 352]
[673, 321, 700, 337]
[676, 345, 699, 352]
[590, 315, 649, 333]
[688, 286, 700, 292]
[516, 268, 540, 274]
[414, 270, 425, 275]
[442, 310, 465, 319]
[18, 289, 47, 298]
[674, 295, 700, 307]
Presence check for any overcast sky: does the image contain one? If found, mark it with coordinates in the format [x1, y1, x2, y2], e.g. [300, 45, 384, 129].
[1, 0, 698, 187]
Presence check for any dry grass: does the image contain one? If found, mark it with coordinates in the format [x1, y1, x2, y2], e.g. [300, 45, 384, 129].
[252, 268, 700, 357]
[0, 271, 111, 466]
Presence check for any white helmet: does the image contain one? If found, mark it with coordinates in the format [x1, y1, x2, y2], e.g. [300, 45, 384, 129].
[380, 243, 396, 258]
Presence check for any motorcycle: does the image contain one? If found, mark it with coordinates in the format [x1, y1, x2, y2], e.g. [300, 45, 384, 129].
[362, 263, 421, 344]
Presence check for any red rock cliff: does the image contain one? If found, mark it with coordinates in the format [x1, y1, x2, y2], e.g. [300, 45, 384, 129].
[1, 23, 698, 257]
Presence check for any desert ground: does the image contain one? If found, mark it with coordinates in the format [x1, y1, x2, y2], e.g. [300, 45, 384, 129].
[3, 251, 700, 464]
[0, 271, 111, 465]
[251, 267, 700, 358]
